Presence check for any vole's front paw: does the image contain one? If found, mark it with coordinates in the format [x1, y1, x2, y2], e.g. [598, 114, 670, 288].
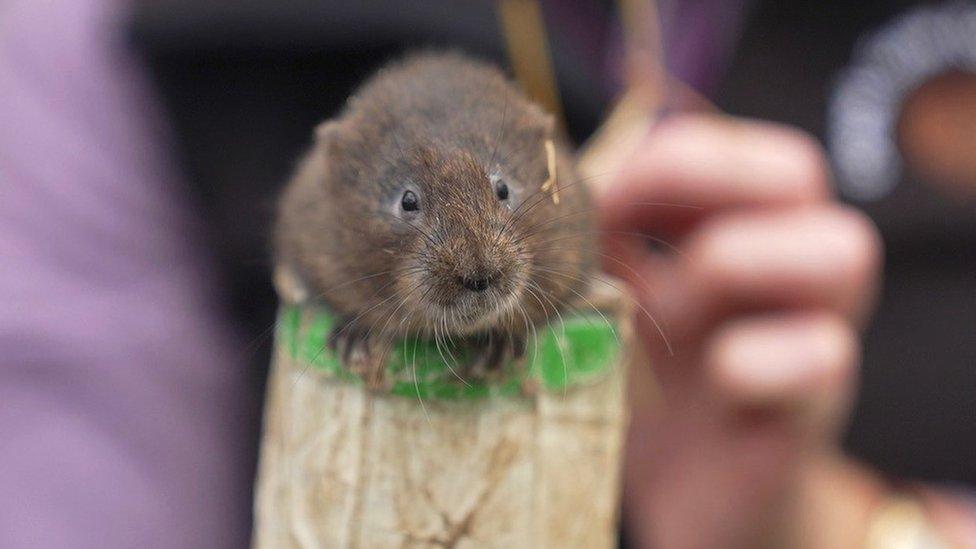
[328, 324, 389, 391]
[469, 333, 526, 379]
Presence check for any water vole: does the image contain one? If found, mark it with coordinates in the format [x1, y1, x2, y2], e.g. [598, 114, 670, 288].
[274, 52, 595, 388]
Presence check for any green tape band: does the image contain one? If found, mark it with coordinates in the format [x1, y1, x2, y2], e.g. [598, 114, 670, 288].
[276, 304, 620, 399]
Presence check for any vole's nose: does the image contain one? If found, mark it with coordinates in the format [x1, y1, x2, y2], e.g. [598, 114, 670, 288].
[459, 274, 492, 292]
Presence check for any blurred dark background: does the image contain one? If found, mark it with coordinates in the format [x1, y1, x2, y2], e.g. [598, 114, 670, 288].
[129, 0, 976, 490]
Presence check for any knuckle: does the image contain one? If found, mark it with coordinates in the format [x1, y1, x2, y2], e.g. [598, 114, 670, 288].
[810, 313, 860, 374]
[683, 223, 733, 284]
[777, 129, 833, 200]
[826, 206, 884, 288]
[651, 112, 719, 142]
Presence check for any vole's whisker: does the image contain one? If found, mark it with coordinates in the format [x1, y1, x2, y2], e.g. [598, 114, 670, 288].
[519, 286, 545, 370]
[369, 278, 425, 347]
[433, 313, 455, 383]
[328, 284, 410, 348]
[440, 310, 470, 386]
[397, 311, 430, 422]
[530, 277, 618, 348]
[310, 267, 406, 301]
[374, 211, 439, 247]
[516, 300, 536, 368]
[527, 278, 570, 393]
[529, 229, 686, 258]
[532, 265, 673, 357]
[533, 244, 671, 342]
[405, 345, 428, 421]
[502, 169, 626, 232]
[512, 204, 699, 247]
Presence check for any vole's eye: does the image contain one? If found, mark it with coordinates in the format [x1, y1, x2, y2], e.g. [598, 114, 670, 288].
[495, 180, 510, 201]
[401, 190, 419, 212]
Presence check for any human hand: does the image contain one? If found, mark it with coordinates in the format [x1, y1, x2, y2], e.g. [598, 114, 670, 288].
[599, 114, 884, 548]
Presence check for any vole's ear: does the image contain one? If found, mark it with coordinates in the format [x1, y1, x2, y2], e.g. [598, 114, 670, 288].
[314, 121, 344, 157]
[521, 108, 556, 144]
[273, 263, 310, 304]
[539, 112, 556, 138]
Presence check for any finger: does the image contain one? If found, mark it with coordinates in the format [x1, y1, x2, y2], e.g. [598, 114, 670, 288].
[705, 312, 859, 437]
[599, 113, 832, 238]
[674, 205, 882, 331]
[623, 313, 861, 549]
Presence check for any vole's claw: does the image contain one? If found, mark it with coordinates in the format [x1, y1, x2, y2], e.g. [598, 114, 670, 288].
[326, 325, 342, 353]
[468, 333, 525, 380]
[470, 338, 504, 378]
[511, 334, 526, 360]
[328, 323, 389, 391]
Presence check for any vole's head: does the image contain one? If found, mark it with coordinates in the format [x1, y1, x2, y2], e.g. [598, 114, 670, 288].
[299, 53, 593, 337]
[320, 119, 539, 333]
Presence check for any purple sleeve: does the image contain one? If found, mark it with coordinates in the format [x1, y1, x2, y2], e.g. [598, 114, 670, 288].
[0, 0, 252, 547]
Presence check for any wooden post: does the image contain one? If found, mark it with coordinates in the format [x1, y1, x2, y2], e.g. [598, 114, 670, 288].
[253, 278, 635, 548]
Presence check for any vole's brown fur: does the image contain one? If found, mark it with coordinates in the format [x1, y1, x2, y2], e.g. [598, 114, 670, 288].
[275, 52, 595, 387]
